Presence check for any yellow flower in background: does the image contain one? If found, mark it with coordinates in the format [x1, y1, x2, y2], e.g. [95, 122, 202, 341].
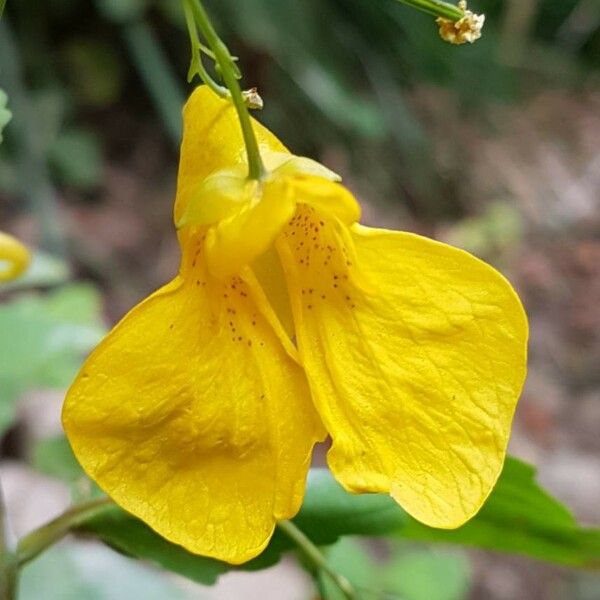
[63, 86, 528, 564]
[0, 231, 31, 282]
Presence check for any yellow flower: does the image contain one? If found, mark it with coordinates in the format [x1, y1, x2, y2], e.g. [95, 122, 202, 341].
[0, 231, 31, 282]
[63, 87, 528, 564]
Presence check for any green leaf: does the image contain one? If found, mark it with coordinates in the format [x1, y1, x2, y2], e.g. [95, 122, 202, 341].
[70, 458, 600, 584]
[292, 467, 408, 541]
[383, 548, 471, 600]
[320, 538, 379, 598]
[20, 543, 186, 600]
[399, 457, 600, 568]
[73, 458, 599, 586]
[49, 129, 103, 189]
[95, 0, 148, 23]
[62, 38, 124, 107]
[0, 283, 105, 434]
[32, 435, 85, 483]
[79, 468, 408, 584]
[319, 538, 471, 600]
[0, 87, 11, 143]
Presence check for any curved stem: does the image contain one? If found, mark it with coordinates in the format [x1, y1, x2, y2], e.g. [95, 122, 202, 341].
[16, 497, 114, 568]
[0, 482, 17, 600]
[277, 520, 357, 600]
[186, 0, 265, 180]
[394, 0, 464, 21]
[183, 0, 228, 98]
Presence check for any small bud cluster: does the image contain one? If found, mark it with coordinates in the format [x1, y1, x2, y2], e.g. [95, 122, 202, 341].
[437, 1, 485, 45]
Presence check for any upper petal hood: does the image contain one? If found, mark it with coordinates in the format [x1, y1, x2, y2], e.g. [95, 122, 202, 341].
[174, 86, 288, 225]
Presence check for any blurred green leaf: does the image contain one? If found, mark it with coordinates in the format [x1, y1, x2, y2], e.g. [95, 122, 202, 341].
[20, 543, 186, 600]
[95, 0, 148, 23]
[444, 201, 524, 256]
[28, 89, 69, 156]
[0, 283, 105, 434]
[20, 547, 99, 600]
[32, 435, 84, 483]
[49, 129, 103, 189]
[62, 39, 124, 107]
[0, 87, 11, 142]
[384, 549, 471, 600]
[44, 281, 103, 324]
[319, 538, 471, 600]
[400, 457, 600, 567]
[318, 538, 377, 599]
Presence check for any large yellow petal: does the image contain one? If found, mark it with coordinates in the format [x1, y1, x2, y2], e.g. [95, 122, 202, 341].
[174, 86, 288, 224]
[277, 214, 528, 529]
[63, 239, 323, 563]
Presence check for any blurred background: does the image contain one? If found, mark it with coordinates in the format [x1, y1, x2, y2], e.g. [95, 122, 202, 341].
[1, 0, 599, 598]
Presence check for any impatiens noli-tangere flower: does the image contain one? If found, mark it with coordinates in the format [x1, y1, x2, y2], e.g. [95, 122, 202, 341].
[63, 86, 528, 564]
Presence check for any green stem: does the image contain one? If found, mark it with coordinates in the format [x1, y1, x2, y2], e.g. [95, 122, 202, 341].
[0, 20, 66, 257]
[0, 482, 17, 600]
[186, 0, 265, 180]
[394, 0, 465, 21]
[183, 0, 228, 97]
[277, 520, 357, 600]
[16, 497, 113, 568]
[0, 0, 6, 19]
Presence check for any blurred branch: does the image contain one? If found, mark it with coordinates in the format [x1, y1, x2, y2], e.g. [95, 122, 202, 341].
[0, 20, 66, 256]
[393, 0, 463, 21]
[278, 519, 357, 600]
[186, 0, 265, 179]
[0, 482, 17, 600]
[121, 19, 185, 147]
[183, 0, 228, 96]
[16, 496, 113, 568]
[499, 0, 540, 66]
[0, 0, 6, 20]
[557, 0, 600, 51]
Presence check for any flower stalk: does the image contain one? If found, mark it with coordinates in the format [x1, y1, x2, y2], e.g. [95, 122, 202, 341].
[394, 0, 464, 21]
[184, 0, 265, 180]
[277, 520, 357, 600]
[16, 497, 113, 568]
[182, 0, 228, 99]
[0, 483, 17, 600]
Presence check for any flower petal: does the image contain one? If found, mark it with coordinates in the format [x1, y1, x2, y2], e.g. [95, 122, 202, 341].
[204, 178, 297, 279]
[174, 86, 288, 224]
[63, 245, 322, 563]
[278, 216, 528, 529]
